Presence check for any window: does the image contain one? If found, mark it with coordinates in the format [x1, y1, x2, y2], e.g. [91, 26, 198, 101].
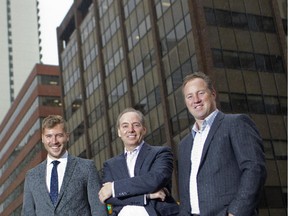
[282, 19, 287, 35]
[212, 49, 224, 68]
[205, 7, 276, 34]
[175, 20, 186, 41]
[212, 49, 284, 74]
[248, 14, 262, 31]
[264, 96, 281, 115]
[264, 187, 285, 208]
[255, 54, 272, 72]
[239, 52, 256, 71]
[219, 93, 232, 112]
[230, 94, 248, 113]
[39, 96, 62, 107]
[73, 122, 84, 143]
[215, 10, 232, 27]
[247, 95, 265, 114]
[279, 97, 287, 115]
[262, 16, 276, 32]
[108, 79, 127, 107]
[204, 8, 216, 25]
[232, 12, 248, 29]
[270, 55, 284, 73]
[223, 50, 241, 69]
[145, 125, 166, 145]
[171, 68, 182, 90]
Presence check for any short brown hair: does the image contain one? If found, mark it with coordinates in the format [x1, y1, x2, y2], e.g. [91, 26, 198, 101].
[182, 71, 215, 93]
[42, 115, 67, 133]
[116, 108, 146, 128]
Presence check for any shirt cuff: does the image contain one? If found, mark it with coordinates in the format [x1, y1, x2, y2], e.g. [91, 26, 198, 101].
[112, 182, 115, 198]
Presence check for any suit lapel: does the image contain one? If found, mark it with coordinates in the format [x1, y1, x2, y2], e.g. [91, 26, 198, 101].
[185, 134, 193, 169]
[134, 143, 150, 176]
[119, 153, 131, 178]
[34, 160, 54, 208]
[180, 134, 193, 186]
[56, 154, 77, 206]
[37, 160, 55, 207]
[200, 111, 224, 166]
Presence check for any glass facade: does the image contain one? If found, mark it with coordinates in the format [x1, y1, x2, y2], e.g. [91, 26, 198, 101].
[56, 0, 286, 215]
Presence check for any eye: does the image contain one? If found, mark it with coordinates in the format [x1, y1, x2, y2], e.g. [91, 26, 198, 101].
[45, 134, 52, 139]
[56, 133, 64, 138]
[134, 123, 141, 127]
[186, 95, 193, 100]
[198, 91, 205, 96]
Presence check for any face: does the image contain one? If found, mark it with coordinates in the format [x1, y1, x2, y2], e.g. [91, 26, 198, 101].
[183, 78, 217, 124]
[118, 111, 146, 151]
[42, 123, 69, 160]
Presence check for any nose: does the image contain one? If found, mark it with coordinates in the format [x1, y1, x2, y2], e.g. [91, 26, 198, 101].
[51, 135, 58, 143]
[127, 124, 135, 132]
[193, 94, 201, 103]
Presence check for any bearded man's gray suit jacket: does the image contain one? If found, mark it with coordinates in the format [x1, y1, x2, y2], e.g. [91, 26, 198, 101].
[21, 154, 107, 216]
[102, 142, 179, 216]
[178, 112, 266, 216]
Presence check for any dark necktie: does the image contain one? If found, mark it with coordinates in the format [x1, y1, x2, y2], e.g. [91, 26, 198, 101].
[50, 160, 60, 205]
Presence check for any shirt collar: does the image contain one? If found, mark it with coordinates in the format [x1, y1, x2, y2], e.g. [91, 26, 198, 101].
[124, 141, 144, 155]
[191, 109, 219, 136]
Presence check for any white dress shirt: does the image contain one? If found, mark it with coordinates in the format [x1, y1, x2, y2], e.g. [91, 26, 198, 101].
[190, 110, 218, 214]
[117, 142, 149, 216]
[46, 151, 68, 193]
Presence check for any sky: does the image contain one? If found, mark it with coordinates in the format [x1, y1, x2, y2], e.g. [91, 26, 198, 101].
[38, 0, 73, 65]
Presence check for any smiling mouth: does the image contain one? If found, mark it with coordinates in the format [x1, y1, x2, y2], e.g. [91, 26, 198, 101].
[194, 105, 203, 109]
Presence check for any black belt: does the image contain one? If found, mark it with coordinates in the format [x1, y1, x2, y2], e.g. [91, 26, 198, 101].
[192, 214, 200, 216]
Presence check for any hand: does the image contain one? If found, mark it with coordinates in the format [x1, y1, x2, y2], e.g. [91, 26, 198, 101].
[98, 182, 113, 204]
[228, 213, 234, 216]
[147, 188, 167, 201]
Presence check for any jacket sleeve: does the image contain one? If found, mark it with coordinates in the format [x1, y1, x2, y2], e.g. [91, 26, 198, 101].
[21, 171, 37, 216]
[102, 159, 146, 206]
[105, 195, 146, 206]
[227, 114, 267, 215]
[113, 147, 173, 198]
[87, 161, 108, 216]
[177, 135, 193, 216]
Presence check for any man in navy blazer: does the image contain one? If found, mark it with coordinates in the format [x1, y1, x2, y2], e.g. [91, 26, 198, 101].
[98, 108, 179, 216]
[22, 115, 107, 216]
[178, 72, 266, 216]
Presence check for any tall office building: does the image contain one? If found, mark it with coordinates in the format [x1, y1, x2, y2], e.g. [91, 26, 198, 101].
[0, 64, 62, 215]
[0, 0, 41, 122]
[0, 0, 279, 215]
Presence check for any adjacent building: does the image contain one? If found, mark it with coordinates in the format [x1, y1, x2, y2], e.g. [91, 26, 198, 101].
[0, 0, 41, 122]
[0, 64, 62, 215]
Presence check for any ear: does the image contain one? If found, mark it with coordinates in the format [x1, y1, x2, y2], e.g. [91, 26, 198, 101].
[143, 126, 147, 135]
[118, 129, 121, 137]
[211, 89, 217, 98]
[66, 132, 70, 141]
